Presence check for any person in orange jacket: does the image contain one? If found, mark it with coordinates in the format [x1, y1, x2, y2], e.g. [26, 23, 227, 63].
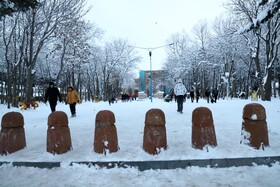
[66, 86, 80, 117]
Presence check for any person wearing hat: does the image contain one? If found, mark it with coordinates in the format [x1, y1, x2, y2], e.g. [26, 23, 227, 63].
[66, 86, 80, 117]
[174, 78, 187, 114]
[44, 82, 62, 112]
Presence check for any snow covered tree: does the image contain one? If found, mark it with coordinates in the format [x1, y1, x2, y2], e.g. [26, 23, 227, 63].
[163, 32, 193, 89]
[84, 46, 103, 100]
[0, 0, 90, 107]
[21, 0, 88, 101]
[0, 0, 39, 18]
[1, 13, 24, 108]
[227, 0, 280, 101]
[100, 39, 141, 100]
[260, 15, 280, 100]
[239, 0, 280, 33]
[192, 20, 212, 95]
[210, 15, 251, 99]
[47, 20, 99, 90]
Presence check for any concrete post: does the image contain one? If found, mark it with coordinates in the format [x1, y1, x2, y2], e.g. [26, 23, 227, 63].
[192, 107, 217, 150]
[143, 109, 167, 155]
[47, 111, 72, 154]
[94, 110, 119, 154]
[0, 112, 26, 155]
[241, 103, 269, 149]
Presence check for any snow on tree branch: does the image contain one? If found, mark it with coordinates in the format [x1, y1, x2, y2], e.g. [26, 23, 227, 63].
[0, 0, 39, 18]
[238, 0, 280, 33]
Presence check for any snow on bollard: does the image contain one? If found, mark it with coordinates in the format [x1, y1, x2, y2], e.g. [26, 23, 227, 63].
[47, 111, 72, 154]
[93, 110, 119, 154]
[192, 107, 217, 150]
[0, 112, 26, 155]
[143, 109, 167, 155]
[240, 103, 269, 149]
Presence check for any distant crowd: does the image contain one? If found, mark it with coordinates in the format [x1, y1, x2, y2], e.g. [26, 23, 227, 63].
[166, 87, 219, 104]
[108, 93, 138, 105]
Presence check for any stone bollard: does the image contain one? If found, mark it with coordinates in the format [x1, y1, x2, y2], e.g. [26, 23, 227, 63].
[143, 109, 167, 155]
[0, 112, 26, 155]
[94, 110, 119, 154]
[47, 111, 72, 154]
[240, 103, 269, 149]
[192, 107, 217, 150]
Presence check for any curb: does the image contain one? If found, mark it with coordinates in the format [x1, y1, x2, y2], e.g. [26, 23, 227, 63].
[1, 156, 280, 171]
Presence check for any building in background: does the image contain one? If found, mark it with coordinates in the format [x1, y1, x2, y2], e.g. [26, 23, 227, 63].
[138, 70, 171, 96]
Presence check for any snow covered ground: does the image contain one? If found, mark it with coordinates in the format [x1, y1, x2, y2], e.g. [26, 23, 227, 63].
[0, 97, 280, 186]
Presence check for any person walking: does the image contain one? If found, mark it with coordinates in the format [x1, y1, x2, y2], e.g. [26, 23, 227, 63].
[44, 82, 62, 112]
[196, 89, 200, 103]
[205, 88, 211, 103]
[174, 79, 187, 114]
[66, 86, 80, 117]
[190, 89, 194, 103]
[169, 88, 174, 102]
[212, 88, 219, 103]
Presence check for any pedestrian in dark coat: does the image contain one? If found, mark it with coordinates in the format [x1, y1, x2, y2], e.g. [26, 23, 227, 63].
[190, 90, 194, 103]
[205, 88, 211, 103]
[212, 88, 219, 103]
[44, 82, 62, 112]
[196, 89, 200, 103]
[169, 88, 174, 102]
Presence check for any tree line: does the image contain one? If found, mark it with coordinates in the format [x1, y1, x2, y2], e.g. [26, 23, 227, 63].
[163, 0, 280, 101]
[0, 0, 279, 110]
[0, 0, 141, 108]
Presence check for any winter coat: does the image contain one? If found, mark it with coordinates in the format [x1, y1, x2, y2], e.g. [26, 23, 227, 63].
[45, 87, 62, 103]
[174, 82, 187, 96]
[66, 88, 80, 104]
[212, 89, 218, 97]
[190, 91, 194, 97]
[205, 89, 210, 97]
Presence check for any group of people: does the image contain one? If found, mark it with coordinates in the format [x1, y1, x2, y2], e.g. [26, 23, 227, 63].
[44, 79, 219, 116]
[205, 88, 219, 103]
[44, 82, 80, 117]
[173, 78, 219, 114]
[189, 89, 200, 103]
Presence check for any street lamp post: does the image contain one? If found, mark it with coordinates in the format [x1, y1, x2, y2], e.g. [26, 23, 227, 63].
[131, 43, 174, 102]
[149, 51, 153, 102]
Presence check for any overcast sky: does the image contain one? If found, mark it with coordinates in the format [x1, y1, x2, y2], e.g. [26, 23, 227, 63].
[85, 0, 227, 71]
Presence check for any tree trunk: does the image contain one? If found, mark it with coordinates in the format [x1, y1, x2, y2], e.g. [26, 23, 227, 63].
[253, 34, 265, 100]
[273, 76, 277, 98]
[264, 68, 272, 101]
[95, 76, 100, 98]
[12, 66, 18, 107]
[56, 38, 67, 85]
[245, 59, 253, 99]
[25, 10, 36, 102]
[6, 61, 12, 109]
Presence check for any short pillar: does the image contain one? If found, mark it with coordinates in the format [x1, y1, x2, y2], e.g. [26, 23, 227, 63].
[0, 112, 26, 155]
[192, 107, 217, 150]
[93, 110, 119, 154]
[143, 109, 167, 155]
[241, 103, 269, 149]
[47, 111, 72, 154]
